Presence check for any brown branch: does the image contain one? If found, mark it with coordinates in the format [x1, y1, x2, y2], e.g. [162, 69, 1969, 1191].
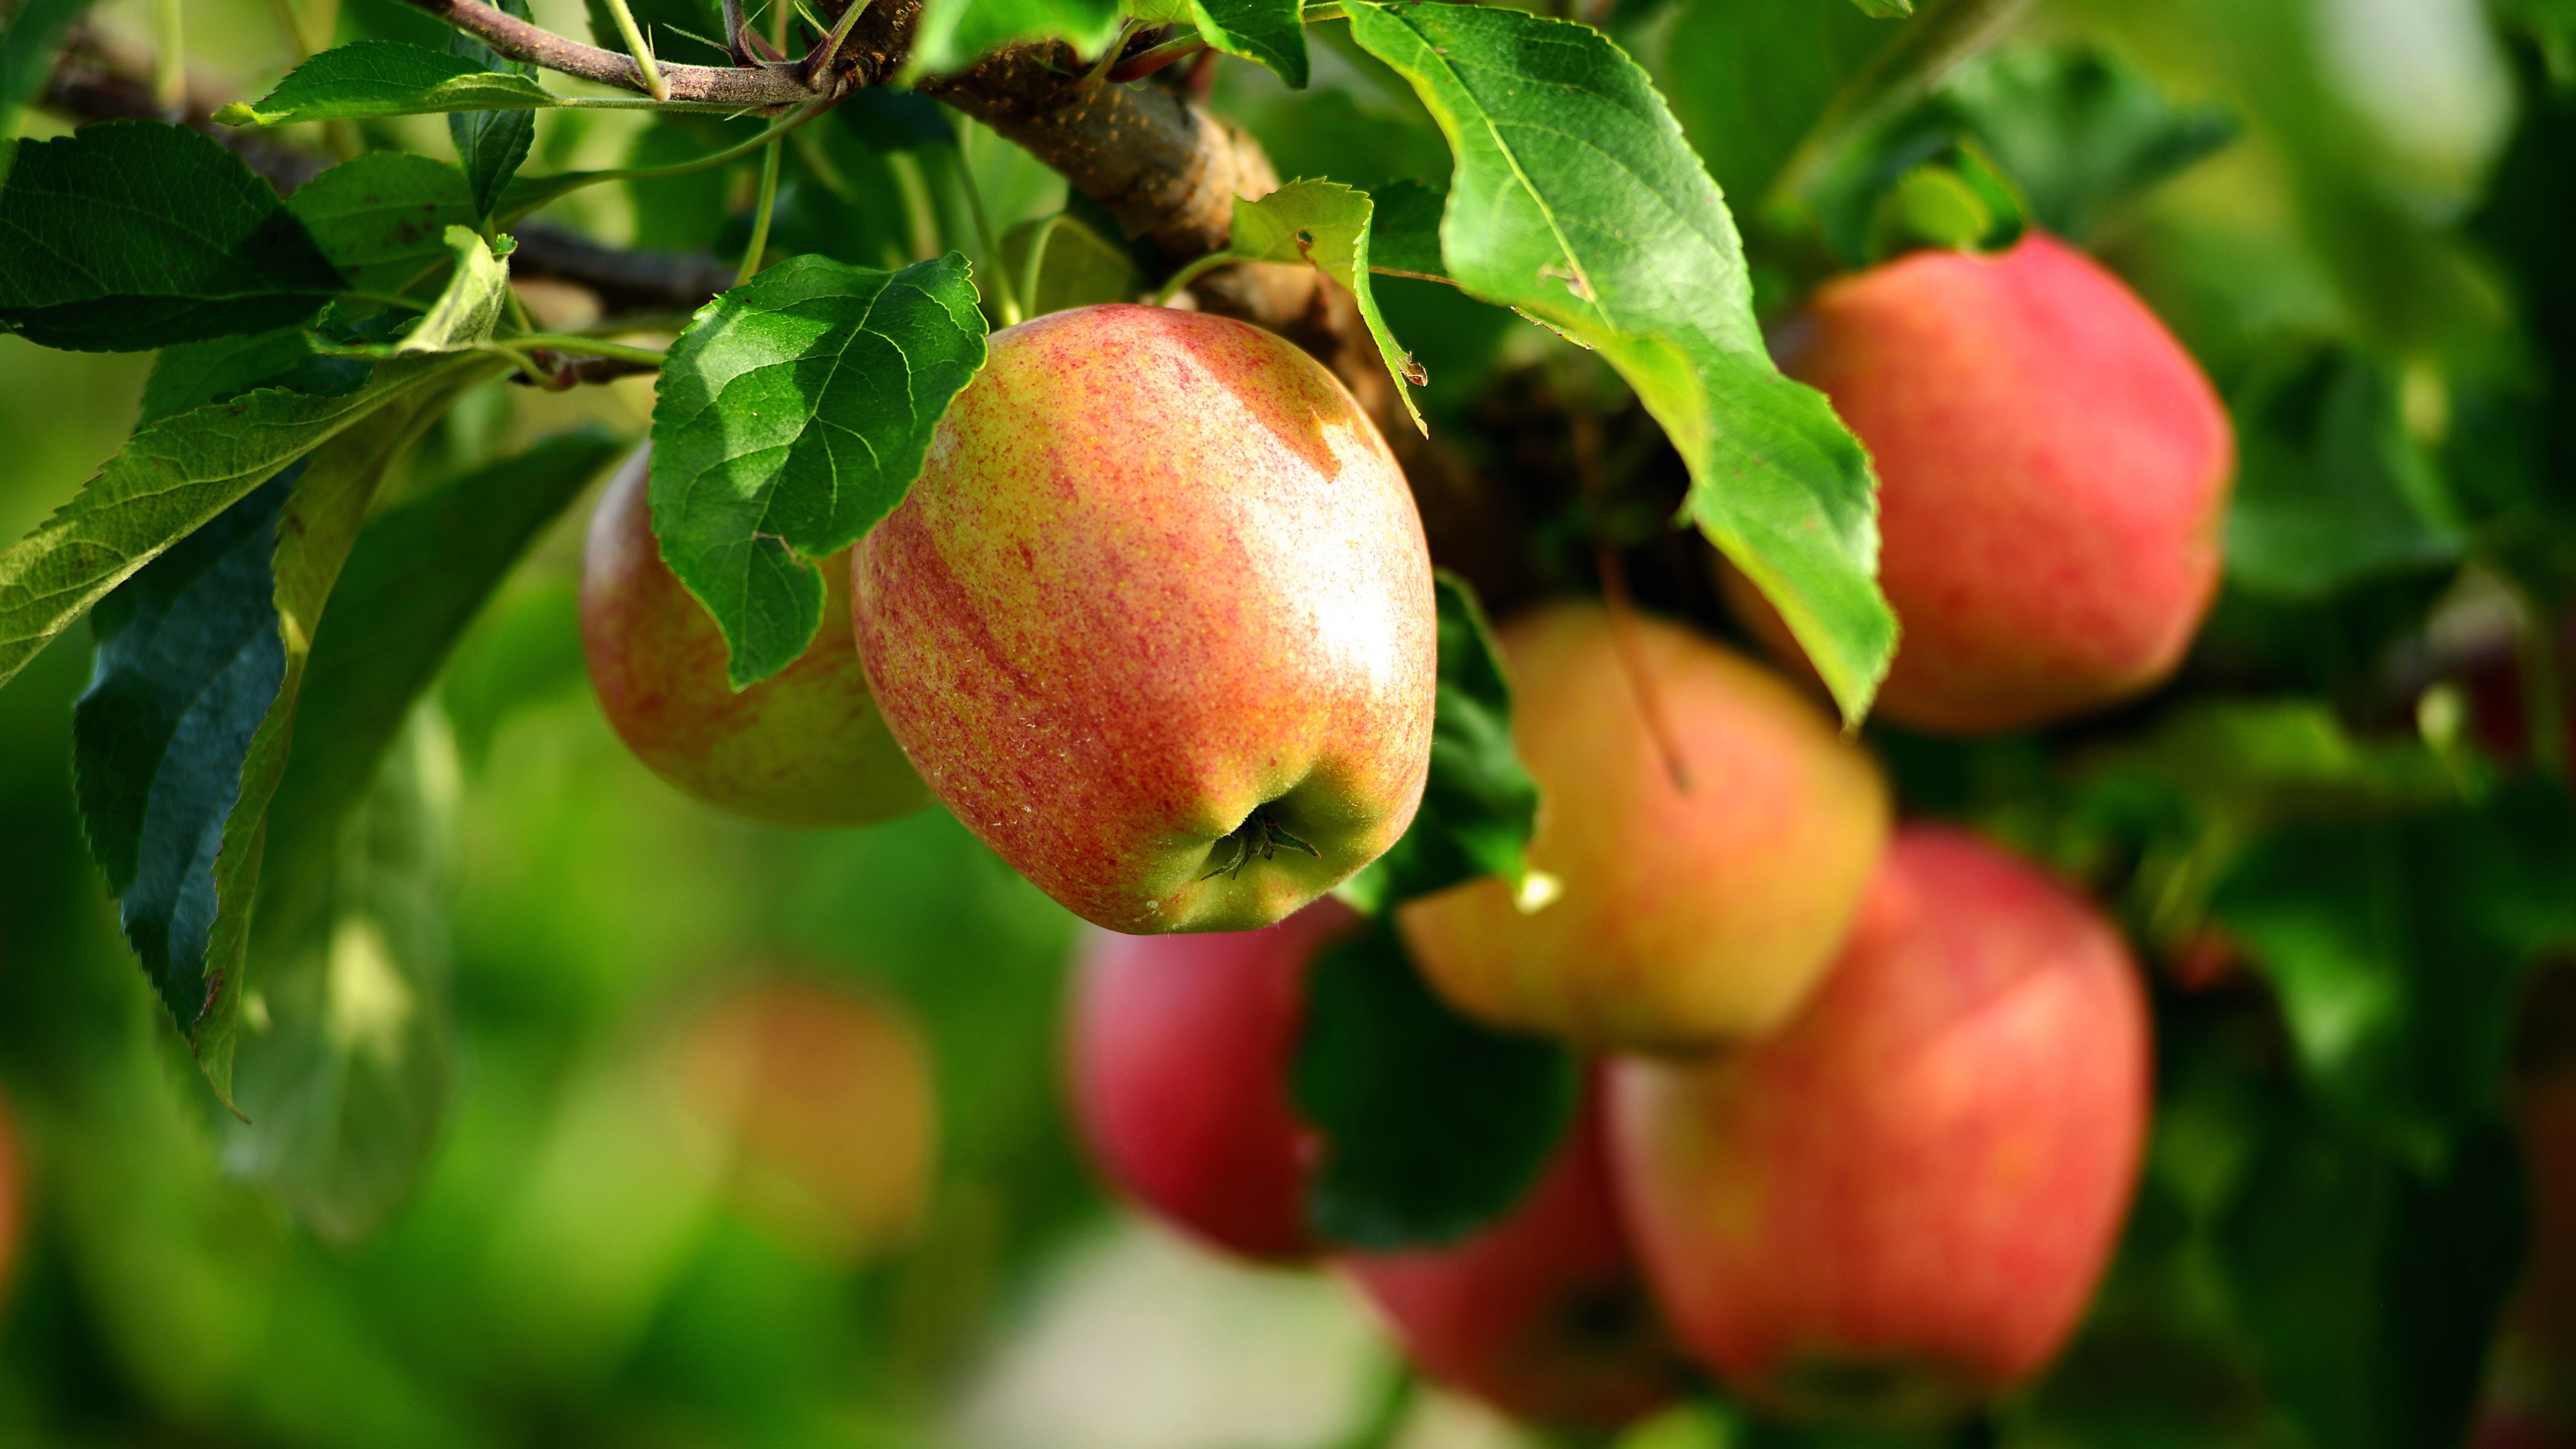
[397, 0, 816, 107]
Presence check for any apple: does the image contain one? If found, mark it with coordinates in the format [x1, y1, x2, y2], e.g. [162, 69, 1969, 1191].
[1396, 602, 1890, 1051]
[852, 303, 1438, 934]
[1065, 898, 1360, 1260]
[0, 1089, 18, 1297]
[672, 976, 936, 1265]
[1725, 233, 2234, 735]
[2474, 1030, 2576, 1444]
[1609, 825, 2151, 1425]
[582, 445, 928, 828]
[1336, 1081, 1686, 1428]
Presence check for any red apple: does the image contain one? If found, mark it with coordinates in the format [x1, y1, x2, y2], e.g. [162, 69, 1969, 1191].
[1397, 602, 1890, 1051]
[1609, 826, 2151, 1424]
[1066, 899, 1361, 1260]
[1726, 233, 2234, 734]
[581, 445, 928, 827]
[853, 304, 1438, 934]
[672, 976, 936, 1265]
[1336, 1083, 1686, 1428]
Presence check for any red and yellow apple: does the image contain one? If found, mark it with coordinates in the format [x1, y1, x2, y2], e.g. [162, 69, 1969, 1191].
[1397, 602, 1890, 1051]
[672, 976, 935, 1265]
[1609, 825, 2150, 1424]
[1727, 233, 2234, 735]
[853, 304, 1438, 934]
[1336, 1083, 1686, 1428]
[581, 445, 927, 827]
[1065, 899, 1360, 1260]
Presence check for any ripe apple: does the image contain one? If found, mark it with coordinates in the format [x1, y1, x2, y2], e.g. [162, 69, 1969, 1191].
[853, 304, 1438, 934]
[1396, 602, 1890, 1051]
[1609, 825, 2151, 1425]
[1336, 1082, 1686, 1428]
[1066, 899, 1360, 1260]
[581, 445, 928, 828]
[672, 975, 936, 1265]
[1725, 233, 2234, 735]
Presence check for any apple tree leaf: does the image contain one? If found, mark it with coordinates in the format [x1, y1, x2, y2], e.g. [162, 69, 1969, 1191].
[1190, 0, 1307, 88]
[1658, 0, 1891, 214]
[448, 0, 541, 221]
[903, 0, 1121, 79]
[1228, 179, 1426, 435]
[2226, 344, 2463, 600]
[1342, 0, 1894, 723]
[392, 227, 512, 355]
[1000, 209, 1144, 317]
[142, 329, 375, 427]
[286, 153, 482, 297]
[0, 122, 345, 352]
[1293, 914, 1576, 1249]
[1336, 572, 1536, 915]
[213, 40, 560, 126]
[1364, 179, 1447, 280]
[649, 252, 988, 690]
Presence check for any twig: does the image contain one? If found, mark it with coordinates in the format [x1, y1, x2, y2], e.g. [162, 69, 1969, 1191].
[394, 0, 815, 107]
[596, 0, 672, 100]
[737, 136, 784, 284]
[800, 0, 871, 87]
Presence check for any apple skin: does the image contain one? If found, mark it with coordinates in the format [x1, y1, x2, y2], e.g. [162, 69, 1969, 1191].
[1066, 898, 1362, 1260]
[580, 445, 928, 828]
[853, 304, 1437, 934]
[673, 976, 936, 1266]
[1725, 233, 2234, 735]
[1336, 1083, 1687, 1429]
[1608, 825, 2150, 1425]
[1396, 602, 1890, 1051]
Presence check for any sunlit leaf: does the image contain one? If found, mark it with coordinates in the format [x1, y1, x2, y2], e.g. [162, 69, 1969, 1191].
[1226, 178, 1425, 433]
[214, 40, 559, 126]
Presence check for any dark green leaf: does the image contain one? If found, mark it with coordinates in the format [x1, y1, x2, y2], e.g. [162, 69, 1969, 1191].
[225, 704, 460, 1245]
[1658, 0, 1890, 216]
[1935, 44, 2237, 241]
[1338, 573, 1538, 914]
[1226, 180, 1424, 433]
[0, 354, 469, 693]
[213, 40, 559, 126]
[1293, 916, 1576, 1248]
[1365, 178, 1446, 280]
[649, 252, 987, 688]
[450, 0, 540, 221]
[2226, 345, 2463, 600]
[0, 0, 95, 135]
[904, 0, 1121, 78]
[1342, 0, 1893, 722]
[837, 89, 957, 153]
[999, 209, 1143, 316]
[142, 329, 373, 428]
[286, 153, 481, 297]
[0, 121, 344, 352]
[1191, 0, 1307, 87]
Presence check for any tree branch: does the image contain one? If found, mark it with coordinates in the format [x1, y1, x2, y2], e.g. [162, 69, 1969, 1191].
[398, 0, 816, 106]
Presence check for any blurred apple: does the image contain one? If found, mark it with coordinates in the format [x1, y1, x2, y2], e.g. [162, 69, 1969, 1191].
[0, 1089, 19, 1298]
[1067, 900, 1362, 1260]
[2475, 969, 2576, 1444]
[582, 443, 928, 828]
[1727, 233, 2233, 734]
[853, 304, 1438, 934]
[1610, 826, 2150, 1426]
[1336, 1081, 1686, 1428]
[673, 975, 936, 1265]
[1398, 602, 1890, 1050]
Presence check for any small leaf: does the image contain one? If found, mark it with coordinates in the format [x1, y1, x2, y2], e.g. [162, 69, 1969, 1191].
[1342, 1, 1894, 722]
[0, 121, 345, 352]
[0, 0, 97, 136]
[393, 227, 511, 355]
[649, 252, 988, 689]
[1338, 572, 1538, 914]
[1000, 209, 1144, 315]
[449, 0, 541, 221]
[1293, 916, 1576, 1249]
[1189, 0, 1307, 88]
[2226, 345, 2463, 600]
[1227, 179, 1426, 434]
[286, 153, 481, 297]
[214, 40, 559, 126]
[1366, 179, 1448, 281]
[904, 0, 1122, 78]
[0, 355, 470, 694]
[1849, 0, 1911, 13]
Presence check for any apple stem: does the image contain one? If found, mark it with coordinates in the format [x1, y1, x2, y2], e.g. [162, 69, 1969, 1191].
[1568, 407, 1693, 796]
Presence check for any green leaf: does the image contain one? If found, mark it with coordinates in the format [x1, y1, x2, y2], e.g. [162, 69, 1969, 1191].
[904, 0, 1122, 78]
[1933, 43, 2238, 244]
[142, 329, 373, 427]
[0, 0, 96, 136]
[286, 153, 482, 297]
[1226, 179, 1426, 434]
[649, 252, 987, 689]
[1292, 915, 1576, 1249]
[2226, 345, 2463, 600]
[1341, 1, 1893, 723]
[1849, 0, 1911, 14]
[1365, 178, 1447, 280]
[0, 355, 468, 694]
[1000, 209, 1144, 317]
[392, 227, 511, 355]
[1190, 0, 1307, 87]
[1337, 573, 1537, 914]
[224, 704, 460, 1245]
[449, 0, 541, 221]
[213, 40, 559, 126]
[1658, 0, 1890, 217]
[0, 121, 345, 352]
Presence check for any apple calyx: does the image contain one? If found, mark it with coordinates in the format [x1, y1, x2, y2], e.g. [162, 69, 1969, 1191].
[1201, 808, 1325, 881]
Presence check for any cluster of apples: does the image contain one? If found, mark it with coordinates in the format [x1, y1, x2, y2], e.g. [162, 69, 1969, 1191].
[579, 231, 2232, 1426]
